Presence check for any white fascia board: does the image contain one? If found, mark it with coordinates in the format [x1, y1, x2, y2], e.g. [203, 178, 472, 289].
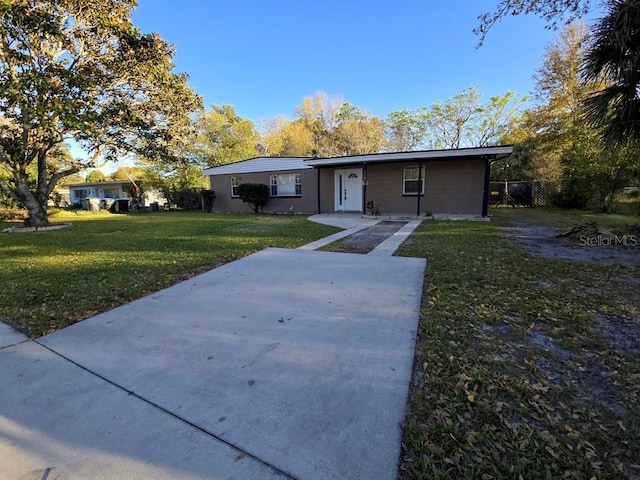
[203, 157, 313, 176]
[304, 146, 514, 167]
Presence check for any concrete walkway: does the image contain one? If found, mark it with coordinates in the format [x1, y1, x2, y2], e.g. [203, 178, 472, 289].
[298, 215, 381, 251]
[304, 214, 423, 256]
[369, 220, 423, 256]
[0, 217, 426, 480]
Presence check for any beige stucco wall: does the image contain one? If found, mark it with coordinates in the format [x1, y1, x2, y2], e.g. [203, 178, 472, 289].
[208, 170, 318, 214]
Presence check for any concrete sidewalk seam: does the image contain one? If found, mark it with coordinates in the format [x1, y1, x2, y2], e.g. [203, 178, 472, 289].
[0, 338, 29, 350]
[34, 339, 299, 480]
[0, 322, 30, 349]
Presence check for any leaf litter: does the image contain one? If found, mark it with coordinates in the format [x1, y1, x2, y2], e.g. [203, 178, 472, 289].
[397, 210, 640, 480]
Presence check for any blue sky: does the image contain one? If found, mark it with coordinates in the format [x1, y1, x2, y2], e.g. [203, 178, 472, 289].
[130, 0, 594, 123]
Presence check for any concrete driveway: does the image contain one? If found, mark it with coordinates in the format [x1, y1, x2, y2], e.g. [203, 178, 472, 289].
[1, 228, 426, 479]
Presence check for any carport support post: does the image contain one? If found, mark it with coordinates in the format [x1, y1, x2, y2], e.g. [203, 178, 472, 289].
[416, 161, 423, 217]
[362, 163, 367, 215]
[316, 167, 321, 214]
[482, 159, 492, 217]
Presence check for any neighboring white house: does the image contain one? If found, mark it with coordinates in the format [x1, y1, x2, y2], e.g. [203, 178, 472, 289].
[65, 180, 165, 210]
[67, 180, 129, 205]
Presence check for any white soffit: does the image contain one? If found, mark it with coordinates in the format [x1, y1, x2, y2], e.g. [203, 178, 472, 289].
[203, 157, 313, 176]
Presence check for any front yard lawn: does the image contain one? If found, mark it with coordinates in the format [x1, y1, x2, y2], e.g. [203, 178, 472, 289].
[397, 208, 639, 479]
[3, 206, 638, 479]
[0, 211, 338, 337]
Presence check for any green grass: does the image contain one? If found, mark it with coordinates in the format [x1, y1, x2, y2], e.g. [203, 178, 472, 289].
[397, 208, 640, 480]
[0, 211, 339, 337]
[3, 206, 639, 479]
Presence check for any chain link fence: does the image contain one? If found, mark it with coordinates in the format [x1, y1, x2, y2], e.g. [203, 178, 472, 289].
[489, 181, 557, 207]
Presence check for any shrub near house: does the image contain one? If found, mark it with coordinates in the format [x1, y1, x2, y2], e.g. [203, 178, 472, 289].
[238, 183, 269, 213]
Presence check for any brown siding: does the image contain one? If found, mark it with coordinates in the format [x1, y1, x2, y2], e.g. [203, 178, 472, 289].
[423, 160, 486, 215]
[366, 164, 417, 214]
[208, 170, 318, 214]
[319, 159, 486, 216]
[318, 168, 335, 213]
[210, 158, 487, 216]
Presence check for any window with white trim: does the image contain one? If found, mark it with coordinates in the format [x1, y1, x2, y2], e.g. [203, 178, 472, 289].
[231, 176, 240, 197]
[403, 166, 425, 195]
[74, 188, 91, 200]
[270, 173, 301, 197]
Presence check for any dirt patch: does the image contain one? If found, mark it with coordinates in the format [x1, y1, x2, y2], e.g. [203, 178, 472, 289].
[323, 221, 406, 254]
[596, 313, 640, 356]
[501, 225, 640, 265]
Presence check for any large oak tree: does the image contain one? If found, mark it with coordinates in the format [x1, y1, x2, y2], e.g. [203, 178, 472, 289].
[0, 0, 201, 225]
[475, 0, 592, 45]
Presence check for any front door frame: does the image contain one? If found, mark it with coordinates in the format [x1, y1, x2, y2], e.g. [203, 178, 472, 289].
[334, 168, 363, 212]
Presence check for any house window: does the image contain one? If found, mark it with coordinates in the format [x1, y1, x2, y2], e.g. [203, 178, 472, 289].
[103, 188, 117, 198]
[231, 176, 240, 197]
[270, 173, 301, 197]
[74, 189, 90, 200]
[403, 166, 425, 195]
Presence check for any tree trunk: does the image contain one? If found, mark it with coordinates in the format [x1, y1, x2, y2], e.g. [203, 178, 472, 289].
[15, 174, 49, 226]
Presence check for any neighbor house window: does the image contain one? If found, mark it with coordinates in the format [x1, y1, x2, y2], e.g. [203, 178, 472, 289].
[270, 173, 301, 197]
[74, 189, 90, 200]
[231, 176, 240, 197]
[403, 166, 425, 195]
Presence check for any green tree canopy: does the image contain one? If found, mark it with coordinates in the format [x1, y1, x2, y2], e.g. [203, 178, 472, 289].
[513, 22, 595, 182]
[259, 116, 314, 157]
[262, 92, 387, 157]
[331, 103, 387, 156]
[85, 171, 107, 183]
[497, 21, 638, 211]
[0, 0, 201, 225]
[385, 109, 430, 152]
[111, 166, 145, 181]
[192, 105, 259, 167]
[417, 87, 526, 150]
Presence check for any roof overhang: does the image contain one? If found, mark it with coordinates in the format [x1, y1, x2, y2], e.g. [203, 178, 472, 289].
[304, 145, 513, 167]
[203, 157, 313, 176]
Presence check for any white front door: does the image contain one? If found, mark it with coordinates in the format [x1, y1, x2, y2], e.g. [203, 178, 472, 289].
[334, 169, 363, 212]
